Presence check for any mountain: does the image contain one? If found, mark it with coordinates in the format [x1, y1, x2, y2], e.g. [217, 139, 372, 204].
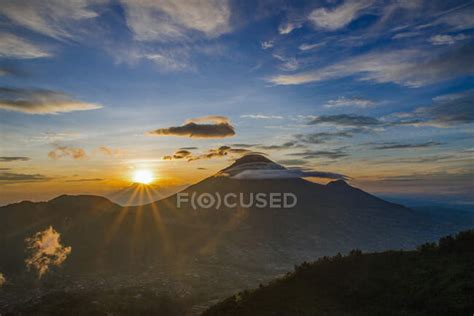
[204, 230, 474, 316]
[1, 154, 473, 313]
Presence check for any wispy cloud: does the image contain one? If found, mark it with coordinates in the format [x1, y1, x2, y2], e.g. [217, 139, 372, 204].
[295, 131, 355, 144]
[257, 141, 299, 150]
[241, 114, 283, 119]
[261, 40, 274, 49]
[0, 87, 102, 114]
[268, 45, 474, 87]
[0, 0, 102, 39]
[0, 156, 30, 162]
[429, 34, 469, 45]
[144, 50, 193, 72]
[120, 0, 231, 42]
[149, 116, 235, 138]
[299, 42, 326, 51]
[424, 89, 474, 125]
[272, 53, 299, 71]
[433, 5, 474, 31]
[370, 141, 442, 150]
[308, 0, 374, 30]
[164, 145, 250, 161]
[98, 146, 123, 157]
[0, 172, 50, 183]
[65, 178, 104, 182]
[309, 114, 381, 127]
[0, 66, 26, 77]
[288, 149, 348, 159]
[231, 143, 261, 148]
[278, 20, 303, 34]
[48, 145, 87, 160]
[398, 89, 474, 127]
[324, 96, 375, 108]
[230, 167, 348, 180]
[0, 33, 50, 59]
[162, 149, 193, 160]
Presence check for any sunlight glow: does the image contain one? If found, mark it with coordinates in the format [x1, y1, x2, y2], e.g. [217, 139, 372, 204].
[132, 169, 154, 184]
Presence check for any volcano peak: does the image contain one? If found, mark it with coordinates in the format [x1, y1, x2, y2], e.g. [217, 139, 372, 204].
[231, 154, 273, 166]
[220, 154, 285, 177]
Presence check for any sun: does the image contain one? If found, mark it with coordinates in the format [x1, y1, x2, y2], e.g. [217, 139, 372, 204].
[132, 169, 154, 184]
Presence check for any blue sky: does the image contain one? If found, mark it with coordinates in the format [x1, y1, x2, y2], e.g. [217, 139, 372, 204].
[0, 0, 473, 205]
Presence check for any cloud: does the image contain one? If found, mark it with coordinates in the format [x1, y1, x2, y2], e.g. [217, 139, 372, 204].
[173, 150, 193, 158]
[0, 0, 102, 39]
[25, 226, 71, 278]
[231, 143, 261, 148]
[65, 178, 104, 182]
[194, 146, 249, 160]
[268, 45, 474, 87]
[98, 146, 122, 157]
[272, 53, 299, 71]
[0, 33, 50, 59]
[371, 153, 470, 165]
[0, 172, 50, 183]
[420, 90, 474, 126]
[164, 149, 193, 160]
[309, 114, 381, 127]
[434, 5, 474, 31]
[163, 145, 250, 161]
[397, 89, 474, 127]
[295, 131, 355, 144]
[0, 156, 30, 162]
[261, 41, 274, 49]
[48, 145, 87, 160]
[257, 141, 298, 150]
[324, 96, 375, 108]
[185, 115, 230, 124]
[0, 87, 102, 114]
[278, 21, 303, 34]
[392, 31, 423, 40]
[299, 42, 326, 51]
[308, 89, 473, 129]
[240, 114, 283, 119]
[230, 167, 348, 180]
[109, 44, 196, 72]
[0, 66, 27, 77]
[429, 34, 469, 46]
[144, 50, 192, 72]
[288, 149, 348, 159]
[371, 141, 442, 150]
[179, 147, 198, 150]
[308, 0, 374, 30]
[120, 0, 231, 42]
[148, 116, 235, 138]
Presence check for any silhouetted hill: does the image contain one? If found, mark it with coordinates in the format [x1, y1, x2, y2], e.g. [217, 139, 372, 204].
[204, 230, 474, 316]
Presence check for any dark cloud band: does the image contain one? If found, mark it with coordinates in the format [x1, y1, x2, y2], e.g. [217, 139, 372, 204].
[149, 116, 235, 138]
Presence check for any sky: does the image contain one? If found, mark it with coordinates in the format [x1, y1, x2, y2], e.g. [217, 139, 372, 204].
[0, 0, 473, 206]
